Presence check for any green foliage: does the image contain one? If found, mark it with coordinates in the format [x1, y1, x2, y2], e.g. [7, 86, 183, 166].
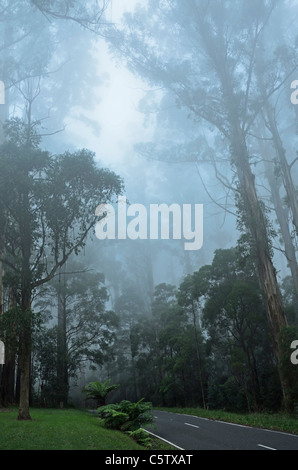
[98, 407, 129, 429]
[3, 118, 42, 149]
[126, 429, 153, 447]
[0, 408, 146, 450]
[0, 306, 42, 352]
[0, 120, 124, 294]
[0, 121, 124, 415]
[104, 247, 287, 413]
[97, 398, 154, 432]
[82, 380, 120, 407]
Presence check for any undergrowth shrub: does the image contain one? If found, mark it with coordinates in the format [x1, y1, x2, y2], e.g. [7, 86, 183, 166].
[97, 398, 154, 432]
[127, 429, 153, 447]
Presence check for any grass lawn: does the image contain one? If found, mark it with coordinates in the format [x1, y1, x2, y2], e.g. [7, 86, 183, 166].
[155, 407, 298, 435]
[0, 407, 163, 450]
[3, 406, 296, 450]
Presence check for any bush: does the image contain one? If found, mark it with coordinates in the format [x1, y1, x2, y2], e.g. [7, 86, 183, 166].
[97, 398, 154, 432]
[127, 429, 153, 447]
[98, 407, 129, 429]
[82, 380, 120, 407]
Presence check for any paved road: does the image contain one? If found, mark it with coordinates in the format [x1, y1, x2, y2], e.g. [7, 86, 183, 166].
[145, 410, 298, 450]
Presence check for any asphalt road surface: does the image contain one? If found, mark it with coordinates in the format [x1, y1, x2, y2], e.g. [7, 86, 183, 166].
[145, 410, 298, 450]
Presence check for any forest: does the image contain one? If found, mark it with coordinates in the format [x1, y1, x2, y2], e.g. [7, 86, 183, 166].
[0, 0, 297, 422]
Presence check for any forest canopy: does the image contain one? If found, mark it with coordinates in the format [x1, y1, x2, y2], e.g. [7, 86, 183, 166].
[0, 0, 297, 420]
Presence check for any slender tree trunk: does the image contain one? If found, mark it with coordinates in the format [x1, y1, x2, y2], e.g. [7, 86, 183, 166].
[264, 104, 298, 236]
[198, 19, 291, 408]
[235, 140, 288, 337]
[1, 289, 19, 406]
[233, 140, 290, 405]
[262, 154, 298, 315]
[14, 368, 20, 405]
[17, 177, 32, 420]
[18, 334, 31, 420]
[18, 215, 32, 420]
[128, 317, 139, 402]
[131, 355, 138, 403]
[242, 341, 259, 412]
[57, 267, 68, 406]
[0, 57, 7, 408]
[0, 262, 4, 407]
[18, 292, 32, 420]
[1, 342, 16, 406]
[212, 41, 291, 402]
[145, 246, 155, 309]
[0, 262, 3, 316]
[192, 302, 206, 409]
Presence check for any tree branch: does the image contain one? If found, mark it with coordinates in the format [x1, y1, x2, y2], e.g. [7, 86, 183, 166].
[289, 156, 298, 170]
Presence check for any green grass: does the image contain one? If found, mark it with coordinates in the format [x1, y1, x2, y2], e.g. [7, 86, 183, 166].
[0, 407, 163, 450]
[155, 406, 298, 435]
[5, 406, 296, 450]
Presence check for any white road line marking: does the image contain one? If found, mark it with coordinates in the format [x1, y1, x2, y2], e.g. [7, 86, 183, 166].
[141, 429, 184, 450]
[171, 412, 298, 438]
[258, 444, 277, 450]
[185, 422, 200, 429]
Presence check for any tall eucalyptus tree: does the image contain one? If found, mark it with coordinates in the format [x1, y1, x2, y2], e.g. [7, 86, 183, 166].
[106, 0, 297, 407]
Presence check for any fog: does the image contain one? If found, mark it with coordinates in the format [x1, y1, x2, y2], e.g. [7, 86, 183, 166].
[0, 0, 297, 415]
[63, 1, 239, 287]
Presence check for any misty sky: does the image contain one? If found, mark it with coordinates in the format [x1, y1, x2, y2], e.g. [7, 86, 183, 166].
[65, 0, 151, 170]
[58, 0, 293, 281]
